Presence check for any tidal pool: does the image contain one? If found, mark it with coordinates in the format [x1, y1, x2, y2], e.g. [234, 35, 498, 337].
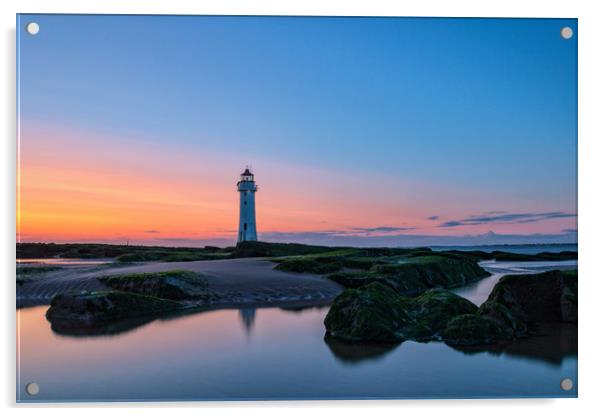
[16, 261, 577, 402]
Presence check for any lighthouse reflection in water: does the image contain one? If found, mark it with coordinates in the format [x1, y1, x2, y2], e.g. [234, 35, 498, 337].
[238, 308, 256, 335]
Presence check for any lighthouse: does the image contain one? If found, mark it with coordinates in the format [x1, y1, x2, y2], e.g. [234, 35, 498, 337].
[237, 167, 258, 242]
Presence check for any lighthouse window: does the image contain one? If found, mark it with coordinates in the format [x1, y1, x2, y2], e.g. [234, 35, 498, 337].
[244, 223, 248, 230]
[244, 201, 247, 205]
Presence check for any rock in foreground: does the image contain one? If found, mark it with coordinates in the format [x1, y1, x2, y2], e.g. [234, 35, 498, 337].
[99, 270, 210, 301]
[324, 282, 478, 343]
[442, 314, 503, 346]
[325, 269, 578, 346]
[481, 269, 577, 324]
[46, 291, 182, 322]
[324, 282, 410, 343]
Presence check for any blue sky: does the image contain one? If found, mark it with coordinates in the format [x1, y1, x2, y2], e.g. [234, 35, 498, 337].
[18, 15, 577, 246]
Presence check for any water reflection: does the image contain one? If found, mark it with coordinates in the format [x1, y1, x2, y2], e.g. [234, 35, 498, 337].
[324, 323, 576, 367]
[18, 304, 577, 401]
[50, 315, 158, 338]
[449, 323, 577, 367]
[49, 305, 224, 337]
[324, 336, 397, 364]
[238, 308, 256, 334]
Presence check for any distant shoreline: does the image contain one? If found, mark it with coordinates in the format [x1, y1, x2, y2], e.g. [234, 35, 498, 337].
[16, 241, 577, 253]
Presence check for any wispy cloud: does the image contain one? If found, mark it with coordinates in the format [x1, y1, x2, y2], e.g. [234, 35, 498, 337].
[439, 211, 576, 228]
[258, 226, 416, 241]
[143, 230, 160, 234]
[427, 216, 439, 221]
[350, 226, 416, 233]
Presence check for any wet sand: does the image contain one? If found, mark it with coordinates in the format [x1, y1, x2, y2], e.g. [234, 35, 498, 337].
[16, 258, 344, 309]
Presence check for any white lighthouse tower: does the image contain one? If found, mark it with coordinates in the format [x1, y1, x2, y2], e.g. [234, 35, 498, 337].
[237, 167, 258, 242]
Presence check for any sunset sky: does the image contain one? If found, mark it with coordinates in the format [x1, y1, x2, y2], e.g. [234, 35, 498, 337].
[17, 15, 577, 247]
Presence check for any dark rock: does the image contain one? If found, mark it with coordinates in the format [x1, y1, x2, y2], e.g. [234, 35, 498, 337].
[402, 289, 478, 340]
[324, 283, 478, 343]
[442, 314, 503, 346]
[99, 270, 209, 301]
[274, 258, 342, 274]
[46, 290, 182, 322]
[324, 282, 411, 343]
[482, 270, 577, 324]
[327, 256, 490, 296]
[324, 269, 578, 346]
[477, 300, 528, 339]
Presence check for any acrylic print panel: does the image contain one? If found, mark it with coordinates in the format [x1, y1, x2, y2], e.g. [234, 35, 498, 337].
[16, 14, 578, 402]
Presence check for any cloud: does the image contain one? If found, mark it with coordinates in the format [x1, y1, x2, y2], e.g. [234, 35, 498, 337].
[427, 216, 439, 221]
[213, 228, 237, 233]
[439, 211, 576, 228]
[440, 221, 462, 227]
[350, 226, 416, 233]
[143, 230, 160, 234]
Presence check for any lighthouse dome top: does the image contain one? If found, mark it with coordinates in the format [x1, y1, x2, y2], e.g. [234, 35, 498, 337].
[240, 168, 254, 182]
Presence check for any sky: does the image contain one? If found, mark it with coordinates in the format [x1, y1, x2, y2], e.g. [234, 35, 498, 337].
[17, 15, 577, 247]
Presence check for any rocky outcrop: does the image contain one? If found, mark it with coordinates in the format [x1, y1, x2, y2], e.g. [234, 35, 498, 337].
[324, 282, 410, 343]
[46, 290, 182, 322]
[480, 270, 577, 324]
[442, 314, 503, 346]
[274, 258, 343, 274]
[328, 256, 490, 296]
[46, 270, 210, 325]
[99, 270, 210, 301]
[324, 282, 478, 343]
[325, 269, 578, 346]
[442, 270, 577, 346]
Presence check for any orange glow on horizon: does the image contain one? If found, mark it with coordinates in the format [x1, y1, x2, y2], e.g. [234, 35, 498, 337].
[17, 123, 573, 245]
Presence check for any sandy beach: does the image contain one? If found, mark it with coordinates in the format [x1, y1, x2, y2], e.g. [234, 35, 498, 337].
[17, 258, 344, 309]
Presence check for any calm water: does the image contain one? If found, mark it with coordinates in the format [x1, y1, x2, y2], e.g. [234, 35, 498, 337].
[16, 260, 577, 402]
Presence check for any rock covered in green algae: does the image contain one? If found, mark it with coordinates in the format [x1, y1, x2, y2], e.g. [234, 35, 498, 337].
[99, 270, 210, 301]
[328, 256, 490, 296]
[274, 258, 343, 274]
[442, 314, 503, 346]
[324, 283, 478, 343]
[402, 288, 478, 340]
[325, 268, 578, 346]
[445, 269, 579, 345]
[273, 253, 386, 275]
[481, 270, 577, 324]
[477, 300, 528, 339]
[324, 282, 410, 343]
[46, 290, 182, 322]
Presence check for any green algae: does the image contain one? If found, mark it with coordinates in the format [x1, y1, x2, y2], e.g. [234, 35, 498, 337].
[100, 270, 209, 301]
[46, 290, 182, 322]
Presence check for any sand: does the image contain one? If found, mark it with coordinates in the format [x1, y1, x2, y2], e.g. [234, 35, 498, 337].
[16, 258, 344, 309]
